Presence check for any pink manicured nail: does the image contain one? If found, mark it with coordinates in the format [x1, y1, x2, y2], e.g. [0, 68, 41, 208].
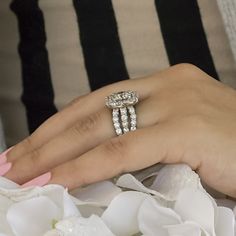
[0, 162, 12, 176]
[21, 172, 52, 188]
[0, 147, 13, 165]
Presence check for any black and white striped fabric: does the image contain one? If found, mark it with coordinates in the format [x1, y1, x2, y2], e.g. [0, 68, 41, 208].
[0, 0, 236, 146]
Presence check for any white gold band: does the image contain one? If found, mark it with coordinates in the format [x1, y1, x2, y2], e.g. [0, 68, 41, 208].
[112, 105, 137, 135]
[106, 91, 139, 136]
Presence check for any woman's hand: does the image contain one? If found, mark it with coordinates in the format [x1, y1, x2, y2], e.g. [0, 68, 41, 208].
[3, 64, 236, 197]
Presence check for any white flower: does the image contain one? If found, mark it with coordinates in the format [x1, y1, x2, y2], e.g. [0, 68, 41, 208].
[0, 164, 236, 236]
[44, 215, 115, 236]
[0, 179, 79, 236]
[114, 164, 236, 236]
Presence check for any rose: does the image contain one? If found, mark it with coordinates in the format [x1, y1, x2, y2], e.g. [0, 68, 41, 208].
[106, 164, 236, 236]
[1, 164, 236, 236]
[45, 164, 236, 236]
[0, 178, 79, 236]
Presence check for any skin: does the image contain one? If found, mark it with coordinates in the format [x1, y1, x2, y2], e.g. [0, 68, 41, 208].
[4, 63, 236, 197]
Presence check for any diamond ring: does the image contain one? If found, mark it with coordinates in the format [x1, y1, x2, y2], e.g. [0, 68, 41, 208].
[105, 91, 139, 135]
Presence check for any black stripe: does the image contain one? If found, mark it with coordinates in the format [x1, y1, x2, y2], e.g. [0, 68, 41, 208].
[154, 0, 219, 80]
[10, 0, 57, 133]
[73, 0, 129, 91]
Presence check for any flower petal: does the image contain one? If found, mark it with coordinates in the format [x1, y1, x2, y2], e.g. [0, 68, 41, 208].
[150, 164, 202, 201]
[71, 181, 121, 207]
[54, 215, 115, 236]
[7, 196, 61, 236]
[62, 190, 80, 218]
[44, 229, 62, 236]
[215, 207, 235, 236]
[164, 221, 202, 236]
[116, 174, 164, 199]
[102, 191, 148, 236]
[174, 188, 216, 236]
[0, 177, 19, 189]
[138, 197, 181, 236]
[0, 195, 14, 235]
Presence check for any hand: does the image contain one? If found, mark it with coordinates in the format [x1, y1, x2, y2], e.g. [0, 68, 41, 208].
[3, 64, 236, 197]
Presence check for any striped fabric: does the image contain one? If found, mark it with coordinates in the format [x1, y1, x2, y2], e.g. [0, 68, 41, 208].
[0, 0, 236, 146]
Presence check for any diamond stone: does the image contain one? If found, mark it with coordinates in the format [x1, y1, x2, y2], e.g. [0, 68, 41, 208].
[114, 122, 120, 129]
[123, 127, 129, 133]
[112, 109, 119, 116]
[113, 117, 119, 123]
[105, 91, 138, 109]
[128, 106, 135, 114]
[116, 128, 122, 135]
[120, 107, 127, 115]
[122, 121, 128, 127]
[121, 115, 128, 121]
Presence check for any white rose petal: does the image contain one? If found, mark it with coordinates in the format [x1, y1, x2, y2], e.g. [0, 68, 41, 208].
[164, 221, 202, 236]
[150, 164, 202, 201]
[116, 164, 203, 202]
[215, 206, 235, 236]
[138, 197, 181, 236]
[50, 215, 115, 236]
[62, 191, 81, 218]
[174, 188, 216, 236]
[44, 229, 63, 236]
[102, 191, 149, 236]
[7, 196, 61, 236]
[56, 215, 114, 236]
[0, 195, 14, 235]
[116, 174, 164, 199]
[71, 181, 122, 207]
[0, 177, 19, 190]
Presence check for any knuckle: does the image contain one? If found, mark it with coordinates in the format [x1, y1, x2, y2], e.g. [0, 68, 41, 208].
[72, 112, 101, 136]
[29, 148, 41, 165]
[21, 136, 34, 150]
[171, 63, 204, 79]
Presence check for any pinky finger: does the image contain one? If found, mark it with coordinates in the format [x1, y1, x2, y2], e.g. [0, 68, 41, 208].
[22, 123, 183, 190]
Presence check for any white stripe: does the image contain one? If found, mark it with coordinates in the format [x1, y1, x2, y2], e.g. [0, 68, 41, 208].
[0, 0, 29, 146]
[112, 0, 169, 79]
[198, 0, 236, 88]
[39, 0, 91, 110]
[216, 0, 236, 63]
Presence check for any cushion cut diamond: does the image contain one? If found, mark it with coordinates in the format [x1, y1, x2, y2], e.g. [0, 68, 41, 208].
[105, 91, 138, 109]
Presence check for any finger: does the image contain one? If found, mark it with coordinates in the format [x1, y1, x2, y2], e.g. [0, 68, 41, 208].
[38, 123, 196, 190]
[7, 76, 155, 162]
[5, 97, 152, 184]
[5, 108, 112, 183]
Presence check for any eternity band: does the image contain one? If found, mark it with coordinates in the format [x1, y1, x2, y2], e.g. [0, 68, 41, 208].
[105, 91, 139, 136]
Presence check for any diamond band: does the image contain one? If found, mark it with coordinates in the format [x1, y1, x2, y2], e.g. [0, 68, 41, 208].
[106, 91, 139, 136]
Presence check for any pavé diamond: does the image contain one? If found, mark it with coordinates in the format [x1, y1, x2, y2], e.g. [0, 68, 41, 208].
[106, 90, 138, 136]
[105, 91, 138, 109]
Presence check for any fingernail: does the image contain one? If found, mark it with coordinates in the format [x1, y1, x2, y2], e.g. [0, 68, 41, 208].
[0, 147, 13, 166]
[21, 172, 51, 188]
[0, 162, 12, 176]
